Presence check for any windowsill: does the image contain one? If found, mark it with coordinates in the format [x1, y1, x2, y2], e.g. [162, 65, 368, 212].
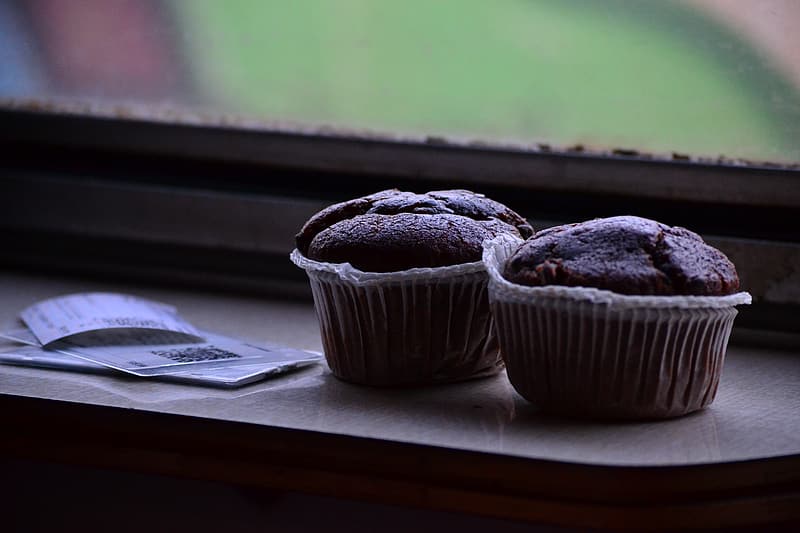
[2, 269, 799, 529]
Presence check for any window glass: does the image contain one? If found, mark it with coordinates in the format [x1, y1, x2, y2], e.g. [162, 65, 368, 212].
[4, 0, 799, 164]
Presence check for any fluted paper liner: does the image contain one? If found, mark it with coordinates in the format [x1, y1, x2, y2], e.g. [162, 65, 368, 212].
[290, 249, 503, 386]
[483, 235, 752, 419]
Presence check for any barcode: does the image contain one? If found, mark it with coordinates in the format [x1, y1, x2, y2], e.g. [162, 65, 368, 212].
[151, 345, 241, 363]
[100, 317, 165, 329]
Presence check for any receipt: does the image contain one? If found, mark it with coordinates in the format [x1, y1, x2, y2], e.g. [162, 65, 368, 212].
[5, 292, 322, 387]
[54, 330, 318, 377]
[0, 328, 321, 386]
[21, 292, 201, 346]
[0, 342, 319, 387]
[0, 344, 109, 373]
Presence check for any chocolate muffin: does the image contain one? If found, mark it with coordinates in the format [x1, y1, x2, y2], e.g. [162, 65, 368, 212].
[297, 189, 533, 271]
[291, 189, 532, 386]
[482, 217, 750, 419]
[503, 216, 739, 296]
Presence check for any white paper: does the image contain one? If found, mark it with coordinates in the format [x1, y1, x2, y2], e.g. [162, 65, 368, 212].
[0, 344, 109, 373]
[4, 291, 322, 387]
[54, 330, 319, 377]
[21, 292, 200, 346]
[0, 327, 39, 346]
[0, 330, 322, 387]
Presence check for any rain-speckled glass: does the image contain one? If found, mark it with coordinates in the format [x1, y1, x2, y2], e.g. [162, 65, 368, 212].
[2, 0, 799, 163]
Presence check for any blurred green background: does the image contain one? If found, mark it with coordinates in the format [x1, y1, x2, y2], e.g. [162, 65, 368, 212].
[5, 0, 798, 164]
[175, 0, 800, 163]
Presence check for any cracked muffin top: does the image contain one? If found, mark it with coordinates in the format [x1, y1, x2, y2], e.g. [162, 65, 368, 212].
[296, 189, 533, 272]
[502, 216, 739, 296]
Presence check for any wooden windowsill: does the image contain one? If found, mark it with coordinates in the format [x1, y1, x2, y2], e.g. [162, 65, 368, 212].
[1, 270, 799, 529]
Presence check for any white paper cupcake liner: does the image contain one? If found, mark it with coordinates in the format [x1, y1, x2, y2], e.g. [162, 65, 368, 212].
[483, 235, 752, 419]
[290, 249, 503, 386]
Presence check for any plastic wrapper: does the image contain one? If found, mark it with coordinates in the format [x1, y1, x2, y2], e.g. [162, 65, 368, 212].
[483, 235, 752, 419]
[290, 249, 503, 386]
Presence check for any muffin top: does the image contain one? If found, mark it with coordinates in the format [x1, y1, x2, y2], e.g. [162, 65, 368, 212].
[503, 216, 739, 296]
[296, 189, 533, 272]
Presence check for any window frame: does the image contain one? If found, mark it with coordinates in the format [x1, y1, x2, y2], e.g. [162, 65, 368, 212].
[3, 103, 799, 207]
[1, 104, 799, 346]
